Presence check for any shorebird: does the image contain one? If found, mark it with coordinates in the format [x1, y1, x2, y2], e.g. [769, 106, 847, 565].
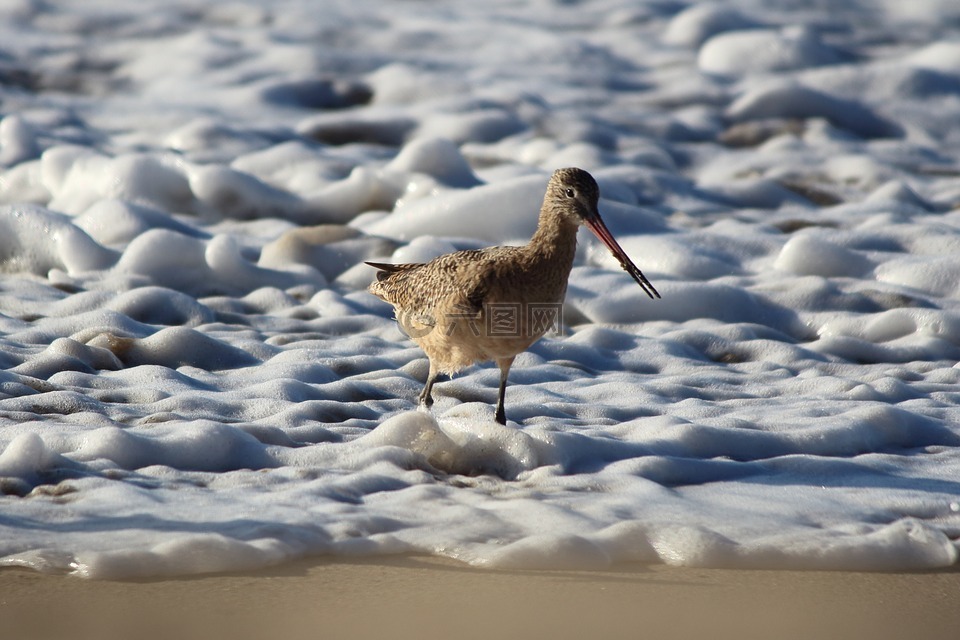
[367, 167, 659, 424]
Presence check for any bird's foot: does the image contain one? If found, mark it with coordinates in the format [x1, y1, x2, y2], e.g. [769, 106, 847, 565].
[494, 406, 506, 425]
[419, 372, 438, 410]
[418, 392, 434, 409]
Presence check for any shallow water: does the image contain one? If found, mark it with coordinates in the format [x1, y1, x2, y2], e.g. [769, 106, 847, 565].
[1, 0, 960, 578]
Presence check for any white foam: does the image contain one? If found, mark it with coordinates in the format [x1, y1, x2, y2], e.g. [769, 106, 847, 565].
[0, 204, 118, 275]
[726, 82, 902, 139]
[0, 0, 959, 580]
[662, 4, 764, 48]
[699, 27, 846, 76]
[361, 174, 548, 243]
[0, 115, 39, 166]
[774, 234, 874, 278]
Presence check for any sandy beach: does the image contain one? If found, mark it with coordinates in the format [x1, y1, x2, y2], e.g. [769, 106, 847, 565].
[3, 557, 958, 640]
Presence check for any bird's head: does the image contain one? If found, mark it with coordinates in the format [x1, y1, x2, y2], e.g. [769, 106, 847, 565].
[547, 167, 660, 300]
[546, 167, 601, 225]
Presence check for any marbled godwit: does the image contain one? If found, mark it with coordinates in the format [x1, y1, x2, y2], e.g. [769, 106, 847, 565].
[367, 167, 659, 424]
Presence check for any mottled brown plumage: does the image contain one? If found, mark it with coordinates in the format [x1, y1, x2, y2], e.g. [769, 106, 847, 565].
[367, 167, 659, 424]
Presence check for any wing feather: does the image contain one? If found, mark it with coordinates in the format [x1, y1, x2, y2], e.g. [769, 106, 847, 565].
[365, 250, 499, 316]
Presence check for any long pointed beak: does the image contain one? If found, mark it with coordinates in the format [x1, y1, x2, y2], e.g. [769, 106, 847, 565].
[584, 212, 661, 299]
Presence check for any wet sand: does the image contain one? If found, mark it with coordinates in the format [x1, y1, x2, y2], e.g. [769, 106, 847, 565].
[2, 557, 958, 640]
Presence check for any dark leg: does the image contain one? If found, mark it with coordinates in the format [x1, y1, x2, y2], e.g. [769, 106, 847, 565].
[494, 357, 514, 425]
[419, 364, 438, 408]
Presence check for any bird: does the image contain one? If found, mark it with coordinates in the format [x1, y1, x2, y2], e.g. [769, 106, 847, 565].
[366, 167, 659, 425]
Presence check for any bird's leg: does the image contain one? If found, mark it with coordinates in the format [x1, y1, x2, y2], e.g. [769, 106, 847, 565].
[419, 364, 439, 409]
[494, 357, 515, 425]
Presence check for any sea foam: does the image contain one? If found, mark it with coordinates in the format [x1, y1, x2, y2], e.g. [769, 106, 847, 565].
[1, 0, 960, 579]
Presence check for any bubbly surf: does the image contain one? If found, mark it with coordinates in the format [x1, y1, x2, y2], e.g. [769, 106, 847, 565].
[1, 0, 960, 578]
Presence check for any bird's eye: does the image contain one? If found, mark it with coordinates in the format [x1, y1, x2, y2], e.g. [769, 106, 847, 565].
[565, 188, 576, 198]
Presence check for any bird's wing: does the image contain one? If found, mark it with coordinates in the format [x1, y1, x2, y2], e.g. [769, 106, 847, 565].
[365, 251, 494, 317]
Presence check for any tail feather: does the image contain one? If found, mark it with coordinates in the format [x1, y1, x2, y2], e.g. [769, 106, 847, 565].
[364, 261, 404, 272]
[365, 261, 422, 282]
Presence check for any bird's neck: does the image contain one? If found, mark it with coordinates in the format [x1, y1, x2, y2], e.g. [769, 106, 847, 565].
[526, 205, 579, 267]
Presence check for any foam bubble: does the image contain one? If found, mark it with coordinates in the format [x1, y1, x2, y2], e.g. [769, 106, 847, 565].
[726, 83, 902, 139]
[362, 174, 547, 243]
[0, 204, 118, 276]
[88, 326, 261, 369]
[774, 234, 874, 278]
[699, 27, 846, 76]
[662, 4, 763, 48]
[1, 0, 960, 580]
[0, 115, 40, 166]
[0, 433, 58, 479]
[387, 137, 481, 188]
